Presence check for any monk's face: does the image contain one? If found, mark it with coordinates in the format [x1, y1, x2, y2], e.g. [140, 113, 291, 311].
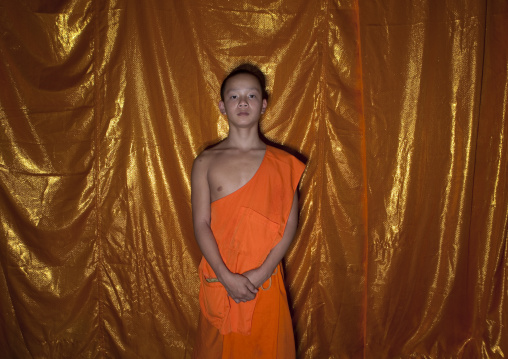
[219, 73, 268, 129]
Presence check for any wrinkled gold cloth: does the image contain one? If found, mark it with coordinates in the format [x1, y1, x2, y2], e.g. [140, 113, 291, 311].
[0, 0, 506, 358]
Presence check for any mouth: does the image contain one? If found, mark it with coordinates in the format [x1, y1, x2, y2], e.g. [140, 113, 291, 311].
[237, 112, 249, 116]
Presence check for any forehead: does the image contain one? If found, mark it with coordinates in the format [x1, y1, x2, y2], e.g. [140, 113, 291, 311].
[223, 73, 261, 92]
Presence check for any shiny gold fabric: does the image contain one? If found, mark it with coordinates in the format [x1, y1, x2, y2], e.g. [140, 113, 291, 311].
[0, 0, 506, 357]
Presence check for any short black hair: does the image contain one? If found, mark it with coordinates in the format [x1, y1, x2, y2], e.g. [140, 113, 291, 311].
[220, 63, 269, 101]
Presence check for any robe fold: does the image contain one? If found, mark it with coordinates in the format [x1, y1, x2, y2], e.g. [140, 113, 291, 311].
[194, 145, 305, 358]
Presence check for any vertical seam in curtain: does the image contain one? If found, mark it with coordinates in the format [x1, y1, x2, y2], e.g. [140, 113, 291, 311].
[318, 1, 328, 179]
[466, 1, 489, 342]
[318, 2, 329, 352]
[353, 0, 369, 357]
[92, 0, 105, 355]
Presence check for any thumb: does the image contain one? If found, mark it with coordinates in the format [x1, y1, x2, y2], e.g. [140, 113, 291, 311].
[246, 280, 258, 293]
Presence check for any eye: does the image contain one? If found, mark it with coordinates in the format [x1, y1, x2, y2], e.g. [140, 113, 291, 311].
[248, 94, 256, 99]
[230, 95, 238, 99]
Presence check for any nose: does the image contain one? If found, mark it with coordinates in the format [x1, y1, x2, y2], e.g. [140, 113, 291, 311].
[238, 97, 248, 107]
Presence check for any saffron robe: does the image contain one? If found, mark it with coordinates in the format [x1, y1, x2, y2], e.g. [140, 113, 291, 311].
[194, 145, 305, 358]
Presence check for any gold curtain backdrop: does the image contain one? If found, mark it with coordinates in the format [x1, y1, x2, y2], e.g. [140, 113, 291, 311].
[0, 0, 506, 357]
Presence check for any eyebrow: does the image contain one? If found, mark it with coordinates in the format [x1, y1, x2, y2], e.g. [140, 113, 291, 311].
[226, 87, 261, 93]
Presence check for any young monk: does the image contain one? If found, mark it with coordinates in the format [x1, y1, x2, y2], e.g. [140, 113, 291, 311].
[191, 64, 305, 358]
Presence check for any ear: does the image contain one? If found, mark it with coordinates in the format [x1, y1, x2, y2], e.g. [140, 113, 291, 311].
[218, 101, 226, 115]
[261, 99, 267, 114]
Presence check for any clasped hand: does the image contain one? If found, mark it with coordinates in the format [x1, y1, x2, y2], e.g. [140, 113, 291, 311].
[222, 267, 270, 303]
[222, 272, 257, 303]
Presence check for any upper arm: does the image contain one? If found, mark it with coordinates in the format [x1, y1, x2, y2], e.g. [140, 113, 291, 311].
[287, 190, 299, 228]
[191, 153, 212, 229]
[280, 190, 299, 245]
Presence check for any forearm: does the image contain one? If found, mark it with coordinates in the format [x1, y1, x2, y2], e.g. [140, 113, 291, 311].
[258, 220, 297, 282]
[195, 222, 258, 302]
[194, 222, 231, 282]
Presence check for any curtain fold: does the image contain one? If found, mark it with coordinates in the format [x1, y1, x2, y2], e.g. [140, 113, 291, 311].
[0, 0, 506, 357]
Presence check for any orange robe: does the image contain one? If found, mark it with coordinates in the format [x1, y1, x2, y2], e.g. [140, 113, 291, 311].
[193, 145, 305, 359]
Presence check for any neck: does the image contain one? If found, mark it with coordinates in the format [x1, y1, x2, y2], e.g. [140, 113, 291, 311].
[225, 126, 265, 150]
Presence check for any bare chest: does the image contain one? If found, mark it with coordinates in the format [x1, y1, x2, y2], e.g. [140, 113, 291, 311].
[208, 151, 265, 202]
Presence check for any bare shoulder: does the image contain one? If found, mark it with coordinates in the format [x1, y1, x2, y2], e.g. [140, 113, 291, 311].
[194, 143, 232, 168]
[192, 148, 216, 176]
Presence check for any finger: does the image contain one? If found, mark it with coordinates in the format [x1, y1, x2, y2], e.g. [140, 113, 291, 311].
[243, 293, 255, 301]
[247, 282, 258, 293]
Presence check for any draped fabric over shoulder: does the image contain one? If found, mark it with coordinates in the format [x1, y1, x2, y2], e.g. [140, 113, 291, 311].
[194, 146, 305, 358]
